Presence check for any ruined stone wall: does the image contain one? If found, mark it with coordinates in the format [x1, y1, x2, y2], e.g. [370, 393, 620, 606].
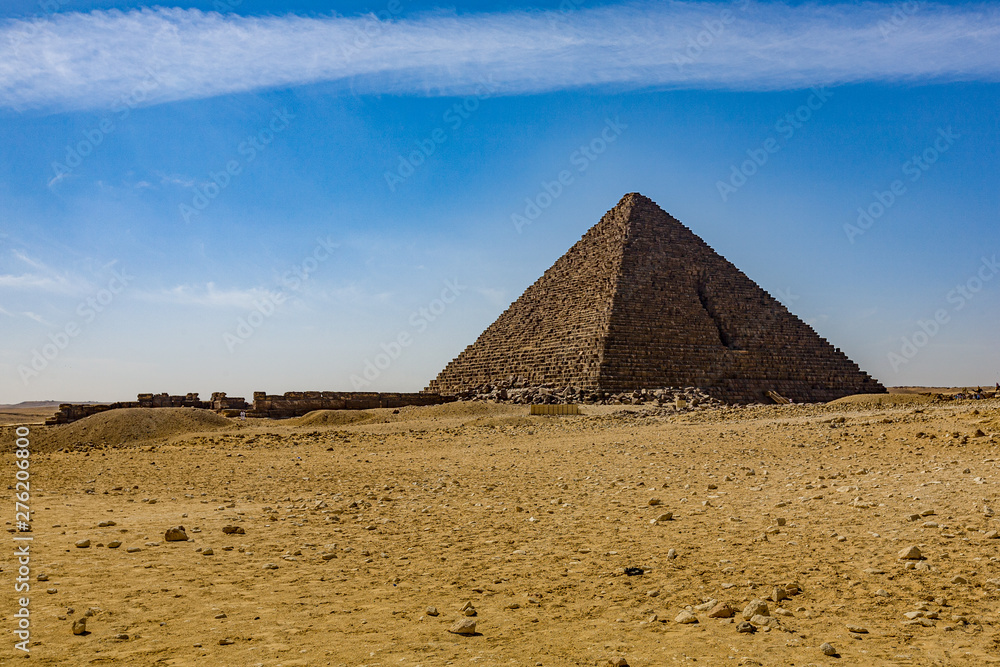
[46, 390, 450, 424]
[248, 391, 452, 419]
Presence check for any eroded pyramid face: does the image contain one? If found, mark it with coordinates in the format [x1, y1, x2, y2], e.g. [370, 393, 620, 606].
[427, 193, 884, 404]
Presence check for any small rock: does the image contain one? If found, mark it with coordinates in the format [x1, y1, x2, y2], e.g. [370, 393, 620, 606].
[219, 638, 235, 645]
[222, 525, 245, 535]
[214, 613, 227, 619]
[771, 586, 788, 602]
[736, 621, 756, 633]
[426, 606, 439, 617]
[448, 618, 477, 635]
[846, 624, 868, 633]
[202, 548, 214, 556]
[164, 526, 188, 542]
[898, 545, 922, 560]
[742, 599, 769, 620]
[820, 642, 838, 656]
[75, 539, 90, 548]
[951, 575, 968, 585]
[750, 614, 779, 629]
[874, 589, 890, 597]
[126, 547, 141, 553]
[648, 498, 662, 506]
[675, 610, 698, 624]
[607, 659, 629, 667]
[654, 512, 673, 522]
[72, 617, 87, 635]
[707, 602, 735, 618]
[107, 540, 122, 549]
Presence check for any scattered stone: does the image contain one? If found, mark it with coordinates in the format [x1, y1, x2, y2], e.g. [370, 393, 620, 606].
[202, 548, 214, 556]
[219, 638, 235, 645]
[742, 599, 769, 620]
[846, 624, 868, 634]
[820, 642, 838, 656]
[648, 498, 662, 506]
[898, 545, 923, 560]
[675, 610, 698, 624]
[222, 525, 245, 535]
[164, 526, 189, 542]
[624, 567, 644, 576]
[707, 602, 735, 618]
[607, 659, 629, 667]
[107, 540, 122, 549]
[750, 614, 779, 629]
[426, 606, 439, 617]
[448, 618, 477, 635]
[75, 539, 90, 548]
[653, 512, 673, 522]
[951, 575, 968, 585]
[72, 617, 87, 635]
[736, 621, 756, 633]
[126, 547, 141, 553]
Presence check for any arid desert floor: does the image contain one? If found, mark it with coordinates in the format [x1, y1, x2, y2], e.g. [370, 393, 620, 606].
[4, 395, 1000, 666]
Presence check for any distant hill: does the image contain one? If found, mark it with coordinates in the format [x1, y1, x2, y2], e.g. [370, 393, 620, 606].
[0, 400, 107, 409]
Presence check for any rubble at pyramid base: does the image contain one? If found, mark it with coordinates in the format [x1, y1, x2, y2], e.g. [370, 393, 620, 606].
[450, 376, 726, 408]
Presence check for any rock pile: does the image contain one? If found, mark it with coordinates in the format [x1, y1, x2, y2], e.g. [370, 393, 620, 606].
[451, 376, 724, 409]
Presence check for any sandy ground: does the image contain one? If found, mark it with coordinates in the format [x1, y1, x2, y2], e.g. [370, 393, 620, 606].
[4, 397, 1000, 666]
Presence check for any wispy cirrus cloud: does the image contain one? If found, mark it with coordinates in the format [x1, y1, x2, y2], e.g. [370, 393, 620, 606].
[1, 2, 998, 112]
[135, 282, 279, 309]
[0, 251, 88, 294]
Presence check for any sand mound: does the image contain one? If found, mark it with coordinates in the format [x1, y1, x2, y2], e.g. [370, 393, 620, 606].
[32, 407, 232, 451]
[289, 410, 376, 426]
[828, 393, 935, 407]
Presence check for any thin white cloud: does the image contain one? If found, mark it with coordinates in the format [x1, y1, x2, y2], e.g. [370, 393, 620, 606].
[0, 251, 87, 294]
[137, 282, 278, 308]
[1, 2, 998, 111]
[21, 311, 52, 326]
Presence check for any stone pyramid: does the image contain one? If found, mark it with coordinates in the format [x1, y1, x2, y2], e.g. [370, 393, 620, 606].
[426, 193, 885, 403]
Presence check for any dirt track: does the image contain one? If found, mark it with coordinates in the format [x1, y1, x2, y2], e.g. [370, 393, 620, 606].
[5, 398, 1000, 666]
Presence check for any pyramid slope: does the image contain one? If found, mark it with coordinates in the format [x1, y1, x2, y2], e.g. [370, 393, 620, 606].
[427, 193, 885, 403]
[426, 199, 632, 393]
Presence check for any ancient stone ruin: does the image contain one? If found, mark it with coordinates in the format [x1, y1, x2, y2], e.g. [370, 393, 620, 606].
[426, 193, 886, 404]
[46, 390, 452, 424]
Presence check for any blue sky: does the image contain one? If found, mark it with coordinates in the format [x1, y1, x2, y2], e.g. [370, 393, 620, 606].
[1, 0, 998, 403]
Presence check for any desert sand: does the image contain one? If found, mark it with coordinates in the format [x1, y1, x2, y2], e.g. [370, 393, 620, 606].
[4, 396, 1000, 666]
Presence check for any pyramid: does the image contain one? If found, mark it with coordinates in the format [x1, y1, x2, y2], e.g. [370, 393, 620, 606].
[426, 193, 885, 403]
